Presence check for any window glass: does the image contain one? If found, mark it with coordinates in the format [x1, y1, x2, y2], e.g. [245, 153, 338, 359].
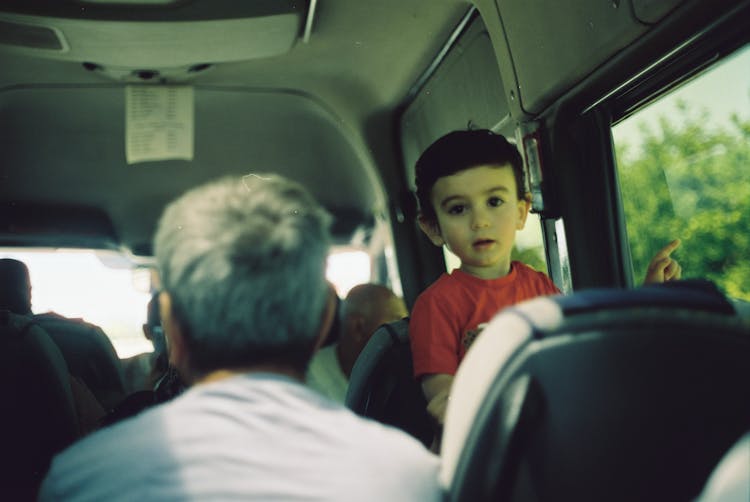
[1, 246, 373, 357]
[326, 247, 372, 297]
[0, 249, 152, 357]
[613, 45, 750, 300]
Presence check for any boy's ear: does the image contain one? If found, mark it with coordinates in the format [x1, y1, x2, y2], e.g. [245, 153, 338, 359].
[417, 214, 445, 247]
[516, 193, 532, 230]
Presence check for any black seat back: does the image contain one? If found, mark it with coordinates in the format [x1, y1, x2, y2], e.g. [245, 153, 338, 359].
[0, 311, 79, 500]
[443, 281, 750, 502]
[345, 319, 434, 447]
[35, 313, 126, 409]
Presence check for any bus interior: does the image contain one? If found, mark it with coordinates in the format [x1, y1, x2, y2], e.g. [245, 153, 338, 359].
[0, 0, 748, 499]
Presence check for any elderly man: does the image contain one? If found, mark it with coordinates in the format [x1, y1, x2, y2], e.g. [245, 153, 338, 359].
[40, 175, 439, 501]
[307, 283, 408, 403]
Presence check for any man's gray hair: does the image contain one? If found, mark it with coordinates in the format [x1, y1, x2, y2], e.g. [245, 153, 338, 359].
[154, 174, 332, 374]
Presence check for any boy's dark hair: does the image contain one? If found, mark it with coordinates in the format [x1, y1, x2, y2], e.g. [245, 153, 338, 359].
[415, 129, 526, 222]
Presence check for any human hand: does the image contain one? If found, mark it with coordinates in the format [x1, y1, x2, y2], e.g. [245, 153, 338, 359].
[643, 239, 682, 284]
[422, 374, 453, 425]
[426, 390, 450, 426]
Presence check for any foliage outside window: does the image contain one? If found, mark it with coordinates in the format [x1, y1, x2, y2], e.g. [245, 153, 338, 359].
[613, 45, 750, 300]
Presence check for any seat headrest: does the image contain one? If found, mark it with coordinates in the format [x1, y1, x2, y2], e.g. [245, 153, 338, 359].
[440, 281, 750, 496]
[345, 319, 409, 412]
[0, 310, 79, 498]
[440, 296, 563, 487]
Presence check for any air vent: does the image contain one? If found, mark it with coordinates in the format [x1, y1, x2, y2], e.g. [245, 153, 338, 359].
[77, 0, 183, 4]
[0, 20, 67, 51]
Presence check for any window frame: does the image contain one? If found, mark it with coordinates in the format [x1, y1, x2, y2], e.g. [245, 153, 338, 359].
[601, 15, 749, 288]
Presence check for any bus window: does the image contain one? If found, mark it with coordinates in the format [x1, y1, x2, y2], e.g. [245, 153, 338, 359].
[612, 44, 750, 300]
[326, 247, 371, 297]
[0, 249, 152, 357]
[0, 246, 374, 357]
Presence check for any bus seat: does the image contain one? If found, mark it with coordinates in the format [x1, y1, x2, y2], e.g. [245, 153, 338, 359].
[441, 280, 750, 502]
[35, 313, 126, 410]
[345, 319, 434, 447]
[0, 310, 79, 500]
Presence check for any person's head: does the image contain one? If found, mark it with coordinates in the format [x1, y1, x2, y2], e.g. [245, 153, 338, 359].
[142, 293, 166, 356]
[0, 258, 32, 315]
[337, 284, 408, 375]
[414, 130, 531, 279]
[153, 174, 333, 382]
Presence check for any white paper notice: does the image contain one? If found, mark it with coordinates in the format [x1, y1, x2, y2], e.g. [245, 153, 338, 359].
[125, 86, 194, 164]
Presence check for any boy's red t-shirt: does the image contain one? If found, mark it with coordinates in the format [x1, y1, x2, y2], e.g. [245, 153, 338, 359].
[409, 261, 560, 378]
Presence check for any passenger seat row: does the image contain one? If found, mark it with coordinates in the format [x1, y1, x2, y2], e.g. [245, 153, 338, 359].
[34, 312, 126, 410]
[0, 310, 127, 500]
[347, 280, 750, 501]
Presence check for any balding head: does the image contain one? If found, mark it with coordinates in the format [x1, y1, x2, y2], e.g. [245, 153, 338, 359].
[342, 284, 406, 327]
[0, 258, 32, 315]
[337, 284, 407, 376]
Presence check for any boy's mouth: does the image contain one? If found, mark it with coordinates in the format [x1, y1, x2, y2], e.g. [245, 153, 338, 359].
[473, 238, 496, 250]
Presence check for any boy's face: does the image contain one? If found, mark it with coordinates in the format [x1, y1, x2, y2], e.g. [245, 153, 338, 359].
[419, 164, 530, 280]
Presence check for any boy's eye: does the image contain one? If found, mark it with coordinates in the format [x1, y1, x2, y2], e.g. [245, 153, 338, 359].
[447, 204, 466, 215]
[488, 196, 504, 207]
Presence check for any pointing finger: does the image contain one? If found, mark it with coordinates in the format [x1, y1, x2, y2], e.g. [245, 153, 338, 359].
[653, 239, 681, 261]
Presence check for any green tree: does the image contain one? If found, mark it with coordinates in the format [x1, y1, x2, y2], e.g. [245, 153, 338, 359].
[511, 245, 546, 273]
[616, 103, 750, 300]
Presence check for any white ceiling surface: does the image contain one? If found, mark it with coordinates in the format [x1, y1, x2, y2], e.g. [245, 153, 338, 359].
[0, 1, 469, 127]
[0, 1, 471, 252]
[0, 13, 303, 66]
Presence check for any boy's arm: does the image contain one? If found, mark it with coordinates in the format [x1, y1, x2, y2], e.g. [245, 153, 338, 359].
[421, 373, 454, 425]
[643, 239, 682, 284]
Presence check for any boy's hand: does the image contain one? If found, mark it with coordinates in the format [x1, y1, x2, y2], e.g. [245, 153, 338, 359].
[426, 390, 451, 426]
[421, 374, 454, 425]
[644, 239, 682, 284]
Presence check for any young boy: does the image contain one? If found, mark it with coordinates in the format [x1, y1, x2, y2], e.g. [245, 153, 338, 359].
[410, 130, 681, 425]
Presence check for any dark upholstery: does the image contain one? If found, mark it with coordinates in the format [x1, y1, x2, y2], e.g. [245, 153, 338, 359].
[0, 310, 79, 501]
[345, 319, 434, 447]
[35, 313, 126, 410]
[445, 281, 750, 502]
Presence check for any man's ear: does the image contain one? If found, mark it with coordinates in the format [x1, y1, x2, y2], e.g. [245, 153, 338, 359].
[516, 193, 532, 230]
[312, 289, 337, 351]
[159, 291, 189, 375]
[350, 314, 368, 343]
[417, 214, 445, 247]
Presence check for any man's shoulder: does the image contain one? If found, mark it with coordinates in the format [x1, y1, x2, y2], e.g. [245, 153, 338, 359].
[350, 419, 441, 497]
[34, 312, 104, 333]
[58, 401, 166, 458]
[41, 406, 168, 500]
[43, 382, 440, 501]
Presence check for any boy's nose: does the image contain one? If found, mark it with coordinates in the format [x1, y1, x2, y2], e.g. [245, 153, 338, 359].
[471, 211, 491, 230]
